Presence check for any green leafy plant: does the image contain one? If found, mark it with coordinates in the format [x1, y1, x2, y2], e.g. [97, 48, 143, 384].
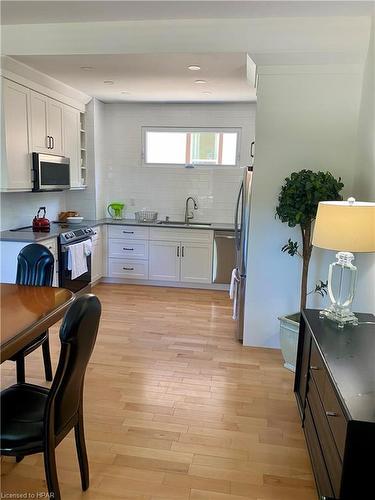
[276, 170, 344, 311]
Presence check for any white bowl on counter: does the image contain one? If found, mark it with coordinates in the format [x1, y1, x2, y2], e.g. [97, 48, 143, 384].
[66, 216, 84, 224]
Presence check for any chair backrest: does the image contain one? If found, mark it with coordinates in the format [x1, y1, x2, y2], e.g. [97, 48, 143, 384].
[16, 243, 54, 286]
[47, 294, 101, 436]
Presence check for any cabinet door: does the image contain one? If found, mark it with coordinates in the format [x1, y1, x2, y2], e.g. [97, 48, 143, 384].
[180, 241, 212, 283]
[149, 241, 180, 281]
[63, 105, 81, 188]
[30, 91, 49, 152]
[41, 238, 59, 287]
[2, 80, 32, 191]
[48, 99, 64, 155]
[92, 240, 103, 283]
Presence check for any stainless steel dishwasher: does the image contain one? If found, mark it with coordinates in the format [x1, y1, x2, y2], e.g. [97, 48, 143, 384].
[212, 230, 236, 284]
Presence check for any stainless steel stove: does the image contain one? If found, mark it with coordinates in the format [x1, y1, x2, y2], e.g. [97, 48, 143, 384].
[59, 226, 94, 293]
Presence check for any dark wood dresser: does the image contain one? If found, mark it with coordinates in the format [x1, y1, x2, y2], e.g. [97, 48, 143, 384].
[294, 309, 375, 500]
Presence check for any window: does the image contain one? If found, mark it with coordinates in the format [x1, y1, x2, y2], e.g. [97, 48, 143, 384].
[142, 127, 240, 167]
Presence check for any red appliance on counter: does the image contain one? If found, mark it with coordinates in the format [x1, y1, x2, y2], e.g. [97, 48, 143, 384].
[32, 206, 50, 232]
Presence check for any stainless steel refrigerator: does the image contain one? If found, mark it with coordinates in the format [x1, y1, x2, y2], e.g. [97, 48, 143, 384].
[234, 165, 254, 341]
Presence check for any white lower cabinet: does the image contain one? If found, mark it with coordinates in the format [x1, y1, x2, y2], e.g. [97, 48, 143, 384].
[91, 227, 103, 283]
[180, 241, 212, 283]
[107, 225, 149, 280]
[149, 241, 180, 281]
[42, 237, 59, 287]
[0, 238, 59, 286]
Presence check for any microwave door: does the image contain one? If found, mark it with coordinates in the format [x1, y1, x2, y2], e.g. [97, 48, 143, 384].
[32, 153, 70, 191]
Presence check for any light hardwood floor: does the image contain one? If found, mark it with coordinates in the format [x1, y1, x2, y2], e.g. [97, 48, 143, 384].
[1, 284, 316, 499]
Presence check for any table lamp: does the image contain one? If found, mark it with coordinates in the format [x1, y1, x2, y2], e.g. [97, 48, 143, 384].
[312, 197, 375, 328]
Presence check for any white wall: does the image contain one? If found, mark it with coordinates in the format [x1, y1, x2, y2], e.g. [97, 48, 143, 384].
[352, 17, 375, 314]
[100, 102, 256, 222]
[244, 65, 363, 348]
[0, 191, 66, 230]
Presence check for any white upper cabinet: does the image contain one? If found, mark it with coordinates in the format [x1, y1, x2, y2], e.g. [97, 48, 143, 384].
[1, 76, 84, 192]
[63, 105, 81, 188]
[30, 91, 49, 152]
[30, 91, 64, 155]
[1, 80, 32, 191]
[47, 99, 64, 155]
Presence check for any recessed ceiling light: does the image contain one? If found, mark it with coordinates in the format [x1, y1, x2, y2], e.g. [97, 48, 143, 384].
[120, 91, 130, 95]
[80, 66, 94, 71]
[194, 79, 207, 84]
[104, 80, 114, 85]
[202, 91, 212, 95]
[188, 65, 201, 71]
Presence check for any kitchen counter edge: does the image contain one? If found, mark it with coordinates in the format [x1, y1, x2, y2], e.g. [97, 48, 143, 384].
[0, 219, 234, 243]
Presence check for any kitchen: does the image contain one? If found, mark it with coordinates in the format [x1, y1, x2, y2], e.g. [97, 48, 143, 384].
[0, 54, 256, 341]
[1, 2, 374, 499]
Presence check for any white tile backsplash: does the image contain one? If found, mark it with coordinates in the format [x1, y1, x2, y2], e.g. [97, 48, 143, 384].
[0, 101, 256, 230]
[0, 191, 66, 231]
[101, 102, 256, 223]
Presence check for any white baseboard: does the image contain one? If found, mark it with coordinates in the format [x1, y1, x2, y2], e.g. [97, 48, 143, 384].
[97, 277, 229, 291]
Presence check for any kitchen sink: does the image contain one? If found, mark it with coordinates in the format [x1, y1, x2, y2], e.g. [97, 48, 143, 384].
[156, 221, 212, 227]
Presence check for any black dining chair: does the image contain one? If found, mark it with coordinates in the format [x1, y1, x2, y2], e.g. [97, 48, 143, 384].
[11, 243, 55, 383]
[1, 294, 101, 500]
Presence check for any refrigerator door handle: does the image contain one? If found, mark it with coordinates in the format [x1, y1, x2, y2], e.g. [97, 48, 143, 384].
[234, 182, 243, 252]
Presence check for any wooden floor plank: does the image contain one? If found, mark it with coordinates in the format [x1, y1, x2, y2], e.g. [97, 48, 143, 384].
[1, 283, 314, 499]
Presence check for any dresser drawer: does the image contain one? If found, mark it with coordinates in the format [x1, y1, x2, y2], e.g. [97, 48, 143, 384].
[310, 340, 327, 400]
[307, 377, 342, 498]
[108, 259, 148, 280]
[109, 239, 148, 260]
[323, 378, 347, 460]
[108, 225, 149, 240]
[304, 401, 334, 499]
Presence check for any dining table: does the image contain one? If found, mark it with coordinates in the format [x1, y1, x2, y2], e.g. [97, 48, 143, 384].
[0, 283, 75, 363]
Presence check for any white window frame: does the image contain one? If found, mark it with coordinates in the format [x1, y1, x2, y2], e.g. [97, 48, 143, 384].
[141, 126, 242, 169]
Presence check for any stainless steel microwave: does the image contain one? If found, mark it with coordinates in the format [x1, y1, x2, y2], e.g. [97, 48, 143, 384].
[32, 153, 70, 192]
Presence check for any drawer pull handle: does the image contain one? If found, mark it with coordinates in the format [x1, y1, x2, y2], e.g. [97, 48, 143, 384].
[123, 267, 134, 271]
[123, 231, 134, 234]
[326, 411, 338, 417]
[310, 365, 319, 370]
[123, 248, 134, 251]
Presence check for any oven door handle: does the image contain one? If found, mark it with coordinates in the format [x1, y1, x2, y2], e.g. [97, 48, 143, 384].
[60, 239, 92, 253]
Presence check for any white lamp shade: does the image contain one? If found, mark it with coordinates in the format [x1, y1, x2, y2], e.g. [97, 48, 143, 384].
[312, 200, 375, 253]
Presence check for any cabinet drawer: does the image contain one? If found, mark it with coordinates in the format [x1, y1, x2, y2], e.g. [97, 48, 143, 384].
[307, 377, 342, 497]
[149, 227, 213, 243]
[108, 259, 148, 280]
[109, 239, 148, 260]
[310, 340, 327, 400]
[108, 225, 149, 240]
[304, 402, 334, 499]
[323, 378, 347, 460]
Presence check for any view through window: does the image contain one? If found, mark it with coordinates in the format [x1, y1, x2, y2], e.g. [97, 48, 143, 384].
[143, 128, 240, 167]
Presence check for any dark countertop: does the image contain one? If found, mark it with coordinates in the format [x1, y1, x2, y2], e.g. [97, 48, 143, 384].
[0, 218, 234, 242]
[303, 309, 375, 423]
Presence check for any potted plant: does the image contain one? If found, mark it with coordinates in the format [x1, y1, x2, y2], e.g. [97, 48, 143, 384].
[275, 170, 344, 371]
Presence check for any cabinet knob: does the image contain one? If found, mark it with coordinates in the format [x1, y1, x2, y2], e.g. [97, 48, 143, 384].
[123, 248, 134, 251]
[325, 411, 338, 417]
[123, 267, 134, 271]
[310, 365, 319, 371]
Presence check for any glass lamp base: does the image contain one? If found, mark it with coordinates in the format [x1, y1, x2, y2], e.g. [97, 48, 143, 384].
[320, 251, 358, 329]
[319, 307, 358, 329]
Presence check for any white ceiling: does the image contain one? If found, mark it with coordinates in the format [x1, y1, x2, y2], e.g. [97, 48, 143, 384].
[12, 53, 256, 102]
[1, 1, 374, 25]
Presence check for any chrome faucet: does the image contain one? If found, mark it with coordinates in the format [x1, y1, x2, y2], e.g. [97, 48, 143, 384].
[185, 197, 198, 224]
